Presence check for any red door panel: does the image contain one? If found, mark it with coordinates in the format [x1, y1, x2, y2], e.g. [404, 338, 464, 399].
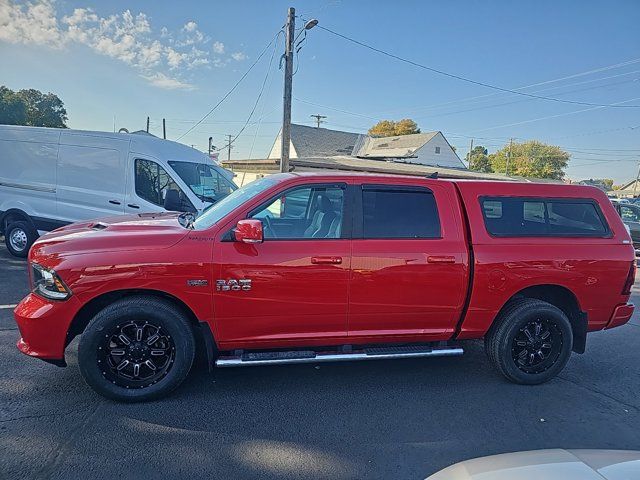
[348, 181, 469, 340]
[214, 240, 351, 347]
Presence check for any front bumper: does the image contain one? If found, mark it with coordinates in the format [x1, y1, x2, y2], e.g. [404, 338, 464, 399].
[605, 303, 635, 330]
[14, 293, 82, 363]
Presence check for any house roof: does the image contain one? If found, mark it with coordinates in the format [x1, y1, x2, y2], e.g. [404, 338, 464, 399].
[223, 156, 514, 181]
[289, 124, 361, 157]
[353, 131, 439, 158]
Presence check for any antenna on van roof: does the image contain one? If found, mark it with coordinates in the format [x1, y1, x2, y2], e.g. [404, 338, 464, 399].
[427, 171, 438, 179]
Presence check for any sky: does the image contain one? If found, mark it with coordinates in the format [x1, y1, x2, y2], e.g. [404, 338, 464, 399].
[1, 0, 639, 183]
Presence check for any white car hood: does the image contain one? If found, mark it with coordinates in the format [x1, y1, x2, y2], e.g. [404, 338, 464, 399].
[427, 449, 640, 480]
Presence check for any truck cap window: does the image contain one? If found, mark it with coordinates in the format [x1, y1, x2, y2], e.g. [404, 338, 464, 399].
[481, 197, 610, 237]
[361, 187, 441, 239]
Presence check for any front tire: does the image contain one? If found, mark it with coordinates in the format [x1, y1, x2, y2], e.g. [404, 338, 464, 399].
[78, 296, 195, 402]
[5, 220, 37, 257]
[485, 298, 573, 385]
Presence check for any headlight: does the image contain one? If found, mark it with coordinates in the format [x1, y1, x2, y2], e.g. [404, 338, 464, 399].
[31, 263, 71, 300]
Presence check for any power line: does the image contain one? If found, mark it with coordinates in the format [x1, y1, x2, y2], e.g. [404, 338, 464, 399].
[316, 24, 640, 109]
[175, 29, 283, 141]
[219, 32, 282, 152]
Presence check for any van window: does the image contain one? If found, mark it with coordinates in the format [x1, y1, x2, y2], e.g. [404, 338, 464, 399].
[168, 161, 236, 203]
[481, 197, 609, 237]
[135, 159, 194, 211]
[361, 187, 441, 239]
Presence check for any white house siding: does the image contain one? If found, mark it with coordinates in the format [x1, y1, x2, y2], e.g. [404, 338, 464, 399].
[409, 132, 465, 168]
[267, 131, 298, 159]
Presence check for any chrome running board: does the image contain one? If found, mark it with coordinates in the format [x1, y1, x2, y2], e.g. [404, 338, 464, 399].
[215, 344, 463, 368]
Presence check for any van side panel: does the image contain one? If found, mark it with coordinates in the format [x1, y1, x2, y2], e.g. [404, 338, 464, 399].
[454, 181, 634, 339]
[0, 126, 60, 227]
[56, 133, 128, 221]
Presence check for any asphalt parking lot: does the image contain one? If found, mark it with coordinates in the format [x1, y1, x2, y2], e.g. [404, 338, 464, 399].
[1, 244, 640, 480]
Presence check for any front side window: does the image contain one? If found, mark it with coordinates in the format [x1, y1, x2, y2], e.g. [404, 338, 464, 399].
[361, 187, 441, 239]
[135, 159, 194, 211]
[481, 197, 609, 237]
[168, 161, 236, 204]
[250, 185, 345, 239]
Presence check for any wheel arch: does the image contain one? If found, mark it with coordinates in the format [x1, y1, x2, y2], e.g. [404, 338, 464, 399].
[494, 284, 587, 354]
[1, 208, 35, 233]
[67, 288, 217, 368]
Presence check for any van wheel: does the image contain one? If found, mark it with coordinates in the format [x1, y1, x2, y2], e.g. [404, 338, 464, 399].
[5, 220, 37, 257]
[78, 296, 195, 402]
[485, 299, 573, 385]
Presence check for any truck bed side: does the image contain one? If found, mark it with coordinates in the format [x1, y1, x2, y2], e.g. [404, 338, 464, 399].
[452, 181, 634, 339]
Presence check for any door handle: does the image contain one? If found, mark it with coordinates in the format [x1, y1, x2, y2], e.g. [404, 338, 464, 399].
[311, 256, 342, 265]
[427, 255, 456, 264]
[108, 200, 121, 205]
[127, 204, 140, 209]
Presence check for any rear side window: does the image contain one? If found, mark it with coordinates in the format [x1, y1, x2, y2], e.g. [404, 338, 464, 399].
[362, 187, 441, 239]
[481, 197, 609, 237]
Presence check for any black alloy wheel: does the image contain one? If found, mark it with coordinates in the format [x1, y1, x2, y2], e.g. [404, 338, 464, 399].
[98, 320, 176, 389]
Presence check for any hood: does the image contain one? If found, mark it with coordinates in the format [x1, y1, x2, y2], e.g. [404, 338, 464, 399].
[31, 212, 190, 259]
[426, 449, 640, 480]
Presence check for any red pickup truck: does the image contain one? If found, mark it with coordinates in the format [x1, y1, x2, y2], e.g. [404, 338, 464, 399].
[14, 173, 636, 402]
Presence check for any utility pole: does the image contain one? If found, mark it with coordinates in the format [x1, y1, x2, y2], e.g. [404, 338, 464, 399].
[146, 116, 150, 133]
[280, 7, 296, 173]
[633, 161, 640, 198]
[310, 114, 327, 128]
[208, 137, 213, 156]
[226, 134, 233, 161]
[506, 138, 513, 176]
[162, 118, 166, 139]
[467, 138, 474, 169]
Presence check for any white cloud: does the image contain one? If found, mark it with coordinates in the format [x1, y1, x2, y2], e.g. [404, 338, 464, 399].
[182, 21, 197, 32]
[0, 0, 66, 48]
[212, 40, 225, 54]
[0, 1, 244, 90]
[141, 72, 194, 90]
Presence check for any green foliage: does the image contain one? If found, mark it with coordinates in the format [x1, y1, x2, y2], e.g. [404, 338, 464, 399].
[490, 141, 569, 180]
[0, 86, 68, 128]
[469, 140, 570, 180]
[467, 145, 491, 172]
[368, 119, 420, 137]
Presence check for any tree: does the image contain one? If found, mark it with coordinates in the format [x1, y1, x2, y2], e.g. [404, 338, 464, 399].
[368, 118, 420, 137]
[467, 145, 491, 172]
[17, 89, 68, 128]
[0, 86, 67, 128]
[488, 140, 569, 180]
[0, 86, 27, 125]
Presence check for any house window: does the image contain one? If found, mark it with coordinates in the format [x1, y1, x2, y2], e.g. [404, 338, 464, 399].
[435, 146, 441, 154]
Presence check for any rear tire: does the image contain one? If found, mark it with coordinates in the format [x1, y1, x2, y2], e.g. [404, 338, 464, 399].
[485, 298, 573, 385]
[5, 220, 37, 257]
[78, 296, 195, 402]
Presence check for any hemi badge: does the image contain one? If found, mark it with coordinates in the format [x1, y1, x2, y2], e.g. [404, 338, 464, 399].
[187, 279, 208, 287]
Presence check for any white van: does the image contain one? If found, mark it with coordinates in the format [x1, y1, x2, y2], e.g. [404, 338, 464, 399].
[0, 125, 237, 256]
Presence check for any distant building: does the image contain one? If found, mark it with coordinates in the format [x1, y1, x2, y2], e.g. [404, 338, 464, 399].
[576, 179, 612, 191]
[267, 124, 465, 169]
[227, 123, 510, 186]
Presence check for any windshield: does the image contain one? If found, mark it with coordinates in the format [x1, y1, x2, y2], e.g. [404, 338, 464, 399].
[168, 161, 237, 204]
[192, 176, 279, 230]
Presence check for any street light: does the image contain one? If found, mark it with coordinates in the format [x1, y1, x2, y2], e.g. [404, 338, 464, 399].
[280, 9, 319, 173]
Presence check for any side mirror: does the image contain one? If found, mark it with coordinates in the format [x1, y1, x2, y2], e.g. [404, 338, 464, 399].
[234, 219, 263, 244]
